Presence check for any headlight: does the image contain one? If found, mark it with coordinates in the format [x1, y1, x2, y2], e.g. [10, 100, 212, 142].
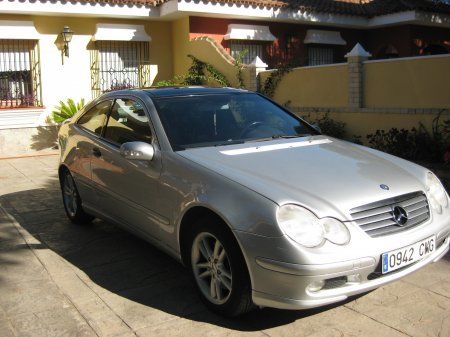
[276, 205, 350, 248]
[322, 217, 351, 245]
[426, 172, 448, 213]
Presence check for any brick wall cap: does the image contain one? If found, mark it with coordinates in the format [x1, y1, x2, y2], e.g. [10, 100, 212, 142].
[345, 43, 372, 58]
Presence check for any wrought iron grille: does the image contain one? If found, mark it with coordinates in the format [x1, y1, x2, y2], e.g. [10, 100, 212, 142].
[308, 46, 335, 66]
[230, 41, 264, 65]
[90, 41, 151, 98]
[0, 39, 42, 109]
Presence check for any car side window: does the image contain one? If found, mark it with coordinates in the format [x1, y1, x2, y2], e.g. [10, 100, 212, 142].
[103, 98, 152, 146]
[77, 100, 112, 135]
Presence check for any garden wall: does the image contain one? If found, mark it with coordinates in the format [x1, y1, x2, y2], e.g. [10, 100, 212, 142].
[259, 64, 348, 108]
[364, 55, 450, 109]
[258, 54, 450, 141]
[187, 37, 253, 88]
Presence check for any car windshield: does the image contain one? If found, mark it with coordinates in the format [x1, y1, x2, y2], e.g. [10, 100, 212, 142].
[153, 93, 317, 150]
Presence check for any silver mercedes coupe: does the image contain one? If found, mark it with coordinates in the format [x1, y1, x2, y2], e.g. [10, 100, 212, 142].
[58, 87, 449, 317]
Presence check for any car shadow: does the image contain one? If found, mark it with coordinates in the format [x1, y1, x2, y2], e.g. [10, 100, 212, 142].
[0, 183, 370, 331]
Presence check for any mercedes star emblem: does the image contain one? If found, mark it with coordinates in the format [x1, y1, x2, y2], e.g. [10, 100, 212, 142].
[393, 206, 408, 226]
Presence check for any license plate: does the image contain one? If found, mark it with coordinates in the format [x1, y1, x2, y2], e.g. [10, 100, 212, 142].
[382, 235, 436, 274]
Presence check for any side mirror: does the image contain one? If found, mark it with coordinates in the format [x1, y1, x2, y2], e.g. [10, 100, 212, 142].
[120, 141, 155, 161]
[312, 123, 322, 134]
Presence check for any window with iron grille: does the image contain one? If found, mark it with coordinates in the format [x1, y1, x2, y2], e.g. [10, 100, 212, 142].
[0, 39, 42, 109]
[308, 46, 334, 66]
[90, 41, 151, 98]
[230, 41, 264, 65]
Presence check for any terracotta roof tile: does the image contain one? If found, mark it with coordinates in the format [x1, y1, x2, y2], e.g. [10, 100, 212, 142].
[68, 0, 165, 7]
[204, 0, 450, 17]
[39, 0, 450, 16]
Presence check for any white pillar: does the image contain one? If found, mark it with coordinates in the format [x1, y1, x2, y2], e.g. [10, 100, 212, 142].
[247, 56, 268, 91]
[345, 43, 371, 109]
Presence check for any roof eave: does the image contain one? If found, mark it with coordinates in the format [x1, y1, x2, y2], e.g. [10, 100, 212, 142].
[1, 0, 450, 29]
[162, 0, 450, 28]
[0, 0, 160, 19]
[161, 0, 369, 28]
[368, 10, 450, 28]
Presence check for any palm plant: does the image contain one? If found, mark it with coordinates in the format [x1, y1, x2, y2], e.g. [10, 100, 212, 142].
[51, 98, 85, 123]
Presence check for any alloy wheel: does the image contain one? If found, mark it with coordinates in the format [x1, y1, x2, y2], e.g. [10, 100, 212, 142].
[63, 173, 78, 217]
[191, 232, 233, 305]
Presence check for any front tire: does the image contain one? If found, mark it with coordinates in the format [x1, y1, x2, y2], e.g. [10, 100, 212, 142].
[60, 169, 94, 225]
[189, 217, 254, 317]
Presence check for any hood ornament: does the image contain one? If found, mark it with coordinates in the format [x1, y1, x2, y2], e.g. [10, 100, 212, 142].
[380, 184, 390, 190]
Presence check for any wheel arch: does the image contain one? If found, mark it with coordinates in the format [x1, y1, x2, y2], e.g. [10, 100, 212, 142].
[178, 205, 248, 270]
[58, 164, 70, 187]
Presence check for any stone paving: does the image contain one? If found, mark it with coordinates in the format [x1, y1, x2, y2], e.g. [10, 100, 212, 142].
[0, 155, 449, 337]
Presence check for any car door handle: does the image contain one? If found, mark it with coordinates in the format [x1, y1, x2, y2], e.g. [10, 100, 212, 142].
[92, 147, 102, 158]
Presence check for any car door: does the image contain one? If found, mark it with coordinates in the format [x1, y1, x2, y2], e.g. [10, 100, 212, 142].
[90, 96, 165, 241]
[70, 99, 113, 207]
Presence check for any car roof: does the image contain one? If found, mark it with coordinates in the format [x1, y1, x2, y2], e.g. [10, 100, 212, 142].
[141, 86, 249, 98]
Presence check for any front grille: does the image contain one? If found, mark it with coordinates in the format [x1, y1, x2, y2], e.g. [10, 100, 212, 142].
[350, 191, 430, 238]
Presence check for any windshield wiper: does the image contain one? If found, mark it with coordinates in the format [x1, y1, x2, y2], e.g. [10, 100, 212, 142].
[213, 140, 246, 147]
[245, 134, 311, 143]
[271, 134, 311, 139]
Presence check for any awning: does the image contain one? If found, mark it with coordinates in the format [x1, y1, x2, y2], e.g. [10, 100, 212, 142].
[304, 30, 346, 46]
[0, 21, 39, 40]
[224, 24, 275, 42]
[92, 24, 151, 42]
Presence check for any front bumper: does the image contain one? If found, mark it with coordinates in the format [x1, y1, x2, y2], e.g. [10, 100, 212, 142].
[235, 221, 450, 310]
[252, 236, 449, 310]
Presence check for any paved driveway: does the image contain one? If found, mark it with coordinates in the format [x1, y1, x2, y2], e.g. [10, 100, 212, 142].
[0, 155, 449, 337]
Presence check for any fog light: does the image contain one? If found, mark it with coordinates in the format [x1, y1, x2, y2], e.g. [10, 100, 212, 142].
[307, 280, 325, 292]
[347, 273, 362, 283]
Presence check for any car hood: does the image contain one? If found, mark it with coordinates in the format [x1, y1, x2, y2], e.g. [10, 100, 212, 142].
[177, 136, 427, 221]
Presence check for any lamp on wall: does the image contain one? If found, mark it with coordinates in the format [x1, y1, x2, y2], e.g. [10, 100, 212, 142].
[61, 26, 74, 58]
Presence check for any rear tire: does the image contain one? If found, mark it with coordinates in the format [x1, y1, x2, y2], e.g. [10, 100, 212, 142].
[60, 169, 94, 225]
[188, 216, 254, 317]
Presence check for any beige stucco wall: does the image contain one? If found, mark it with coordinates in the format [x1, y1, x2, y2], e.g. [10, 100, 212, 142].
[188, 37, 253, 88]
[172, 17, 191, 78]
[364, 55, 450, 109]
[171, 23, 253, 89]
[259, 64, 349, 107]
[0, 14, 173, 121]
[298, 111, 439, 144]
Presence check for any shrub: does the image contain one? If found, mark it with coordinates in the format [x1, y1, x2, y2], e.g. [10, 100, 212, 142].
[51, 98, 85, 123]
[184, 55, 230, 87]
[302, 113, 348, 139]
[155, 79, 176, 87]
[314, 113, 347, 139]
[233, 49, 248, 89]
[367, 113, 449, 164]
[156, 55, 231, 87]
[154, 75, 185, 87]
